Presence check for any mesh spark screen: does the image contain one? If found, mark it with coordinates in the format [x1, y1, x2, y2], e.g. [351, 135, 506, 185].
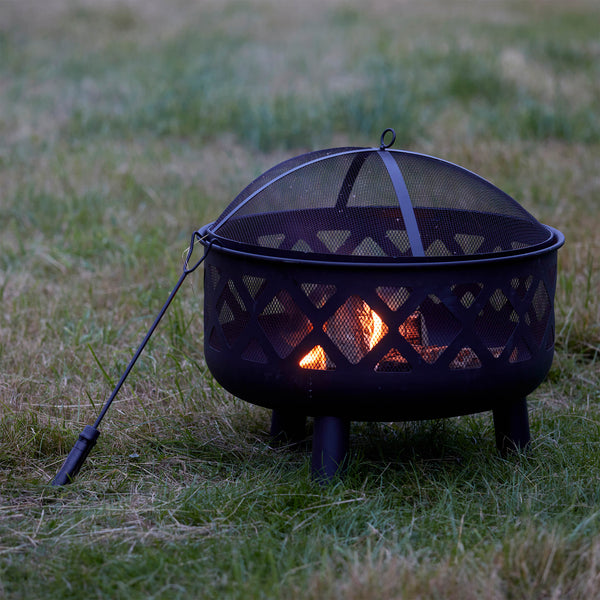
[208, 135, 552, 261]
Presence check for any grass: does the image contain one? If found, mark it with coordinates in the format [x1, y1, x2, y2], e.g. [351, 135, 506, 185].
[1, 0, 600, 597]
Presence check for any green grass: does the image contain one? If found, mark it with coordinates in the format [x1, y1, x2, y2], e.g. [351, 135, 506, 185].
[1, 0, 600, 597]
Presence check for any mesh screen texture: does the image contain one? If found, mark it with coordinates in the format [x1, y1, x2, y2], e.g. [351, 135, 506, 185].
[209, 147, 552, 261]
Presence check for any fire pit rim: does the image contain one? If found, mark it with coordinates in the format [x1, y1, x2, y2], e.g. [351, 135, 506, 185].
[198, 223, 564, 269]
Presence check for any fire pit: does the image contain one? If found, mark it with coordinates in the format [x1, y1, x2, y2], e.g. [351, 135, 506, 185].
[199, 130, 564, 481]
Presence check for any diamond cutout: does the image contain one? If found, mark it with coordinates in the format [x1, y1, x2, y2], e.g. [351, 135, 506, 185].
[474, 288, 519, 355]
[420, 294, 462, 349]
[401, 296, 462, 363]
[451, 282, 483, 309]
[258, 290, 313, 358]
[398, 311, 422, 346]
[325, 296, 388, 364]
[532, 280, 551, 322]
[375, 349, 411, 372]
[526, 280, 551, 347]
[510, 275, 533, 299]
[218, 302, 250, 347]
[489, 288, 509, 311]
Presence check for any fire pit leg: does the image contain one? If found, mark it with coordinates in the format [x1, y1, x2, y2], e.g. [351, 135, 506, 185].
[270, 410, 306, 444]
[311, 416, 350, 484]
[493, 397, 531, 455]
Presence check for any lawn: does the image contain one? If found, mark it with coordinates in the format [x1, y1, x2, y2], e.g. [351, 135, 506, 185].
[1, 0, 599, 597]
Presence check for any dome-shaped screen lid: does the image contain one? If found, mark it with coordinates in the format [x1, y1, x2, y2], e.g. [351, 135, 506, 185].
[208, 129, 553, 261]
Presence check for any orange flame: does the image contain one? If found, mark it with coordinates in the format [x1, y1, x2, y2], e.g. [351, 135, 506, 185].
[300, 301, 387, 370]
[369, 310, 386, 350]
[299, 345, 327, 370]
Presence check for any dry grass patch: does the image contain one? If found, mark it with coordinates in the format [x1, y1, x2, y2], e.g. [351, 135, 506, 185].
[1, 0, 600, 598]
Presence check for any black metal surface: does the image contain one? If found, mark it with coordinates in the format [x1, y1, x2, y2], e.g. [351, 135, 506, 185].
[198, 131, 565, 481]
[493, 397, 531, 455]
[51, 425, 100, 486]
[201, 229, 562, 421]
[311, 417, 350, 484]
[206, 207, 557, 264]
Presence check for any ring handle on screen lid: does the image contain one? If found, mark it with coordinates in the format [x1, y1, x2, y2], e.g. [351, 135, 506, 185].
[51, 230, 213, 486]
[380, 128, 396, 150]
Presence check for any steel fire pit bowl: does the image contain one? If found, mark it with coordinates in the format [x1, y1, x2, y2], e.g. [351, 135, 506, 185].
[199, 130, 564, 481]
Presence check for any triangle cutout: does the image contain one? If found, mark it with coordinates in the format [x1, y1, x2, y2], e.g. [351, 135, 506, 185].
[317, 230, 351, 253]
[375, 349, 411, 372]
[241, 339, 268, 364]
[448, 347, 481, 370]
[299, 345, 335, 371]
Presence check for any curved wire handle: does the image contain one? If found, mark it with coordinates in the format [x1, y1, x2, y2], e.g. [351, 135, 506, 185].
[184, 230, 213, 274]
[51, 231, 213, 485]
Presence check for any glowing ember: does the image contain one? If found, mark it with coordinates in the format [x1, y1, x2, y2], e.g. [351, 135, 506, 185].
[300, 300, 387, 370]
[299, 345, 327, 370]
[368, 310, 386, 350]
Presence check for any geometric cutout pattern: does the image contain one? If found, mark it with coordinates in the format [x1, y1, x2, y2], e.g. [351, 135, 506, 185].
[205, 260, 557, 381]
[386, 229, 411, 253]
[300, 282, 337, 308]
[474, 288, 519, 357]
[243, 275, 267, 300]
[406, 295, 462, 363]
[375, 348, 411, 372]
[425, 239, 452, 257]
[398, 311, 422, 346]
[325, 295, 388, 364]
[352, 237, 385, 256]
[241, 339, 268, 364]
[208, 326, 223, 352]
[206, 264, 221, 292]
[299, 345, 336, 370]
[291, 239, 312, 252]
[454, 233, 484, 254]
[257, 233, 285, 248]
[317, 230, 351, 253]
[449, 347, 481, 369]
[451, 282, 483, 309]
[510, 274, 533, 299]
[526, 280, 551, 347]
[217, 280, 250, 347]
[258, 290, 313, 358]
[376, 286, 411, 311]
[509, 336, 532, 363]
